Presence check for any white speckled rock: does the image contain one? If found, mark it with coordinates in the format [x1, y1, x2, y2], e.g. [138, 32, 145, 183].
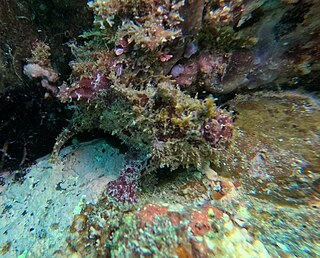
[0, 139, 124, 257]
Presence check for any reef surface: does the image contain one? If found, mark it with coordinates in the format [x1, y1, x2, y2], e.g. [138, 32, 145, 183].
[0, 0, 319, 257]
[0, 90, 319, 257]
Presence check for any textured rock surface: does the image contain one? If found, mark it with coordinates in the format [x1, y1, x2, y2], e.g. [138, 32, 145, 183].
[0, 0, 37, 93]
[1, 0, 319, 256]
[1, 91, 317, 257]
[0, 140, 124, 257]
[217, 91, 320, 204]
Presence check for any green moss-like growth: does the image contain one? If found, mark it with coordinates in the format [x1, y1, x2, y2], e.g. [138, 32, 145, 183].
[88, 0, 184, 52]
[197, 25, 256, 51]
[27, 42, 52, 67]
[48, 0, 234, 172]
[67, 78, 230, 171]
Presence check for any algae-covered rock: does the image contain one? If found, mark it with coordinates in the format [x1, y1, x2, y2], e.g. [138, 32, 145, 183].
[216, 91, 320, 204]
[60, 102, 319, 256]
[1, 91, 319, 258]
[1, 0, 320, 257]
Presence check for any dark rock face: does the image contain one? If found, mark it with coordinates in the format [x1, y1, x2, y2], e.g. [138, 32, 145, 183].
[0, 0, 37, 93]
[0, 0, 92, 171]
[0, 84, 70, 171]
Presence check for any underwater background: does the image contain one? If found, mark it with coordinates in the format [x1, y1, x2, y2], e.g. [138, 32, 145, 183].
[0, 0, 319, 257]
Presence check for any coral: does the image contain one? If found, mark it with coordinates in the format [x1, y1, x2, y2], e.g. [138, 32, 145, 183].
[170, 52, 231, 91]
[26, 42, 52, 67]
[58, 72, 109, 101]
[24, 63, 59, 95]
[136, 204, 169, 227]
[107, 161, 144, 203]
[206, 0, 245, 26]
[88, 0, 184, 52]
[201, 111, 233, 148]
